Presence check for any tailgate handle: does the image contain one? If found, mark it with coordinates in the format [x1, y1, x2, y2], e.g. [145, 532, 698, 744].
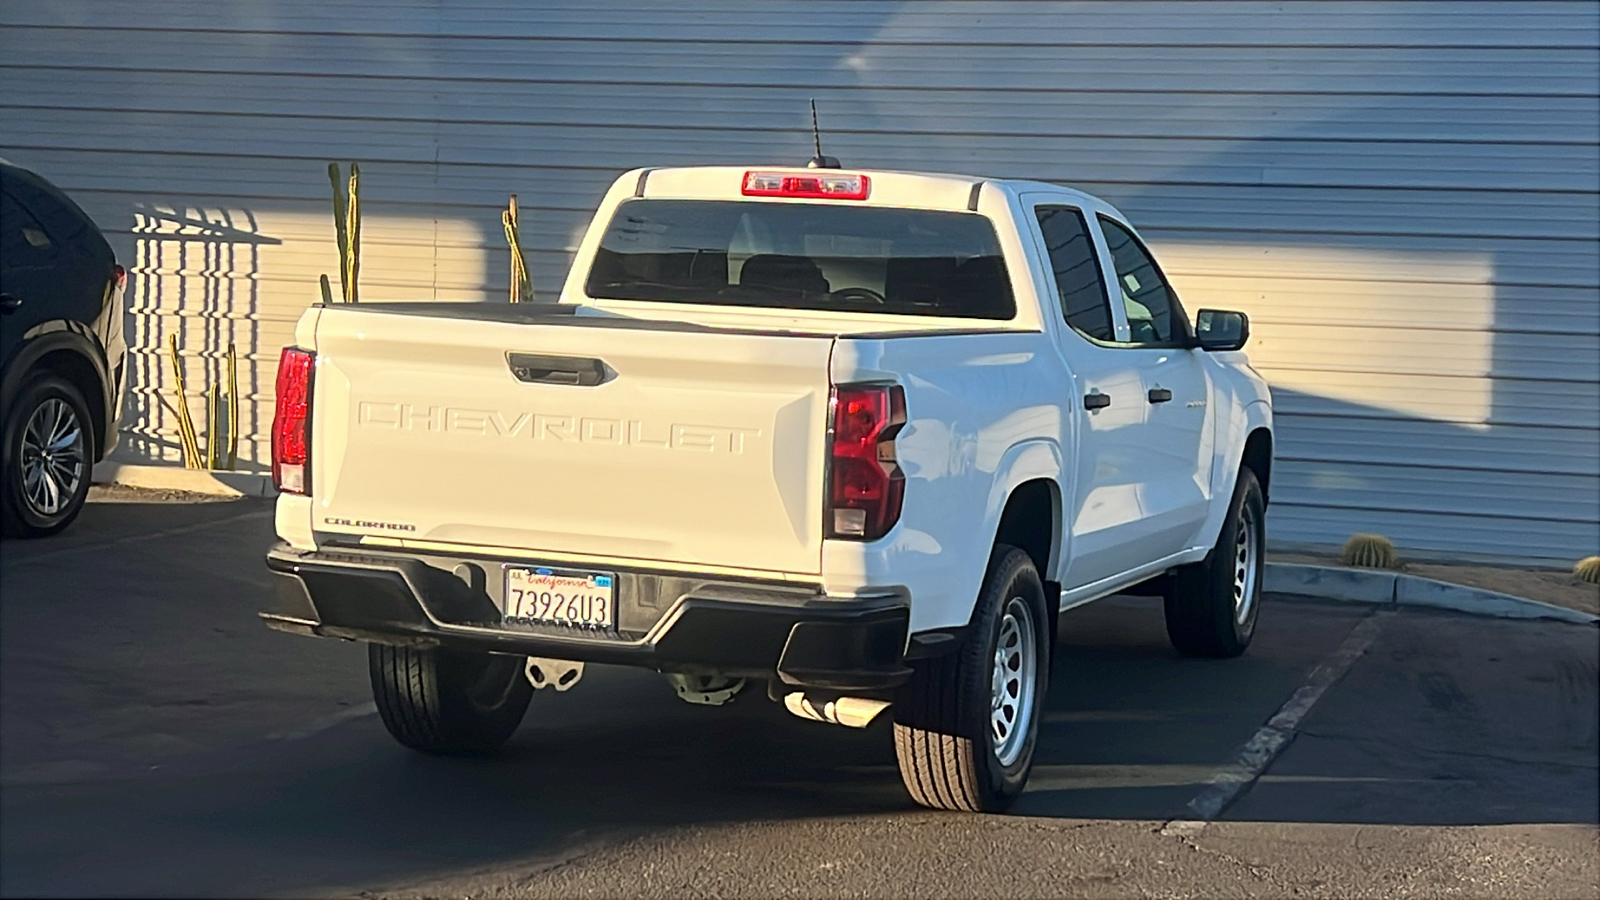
[507, 353, 607, 386]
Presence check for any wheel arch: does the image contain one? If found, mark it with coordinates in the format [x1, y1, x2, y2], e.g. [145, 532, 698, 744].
[1, 328, 111, 462]
[1191, 400, 1274, 557]
[981, 439, 1066, 583]
[1241, 427, 1272, 506]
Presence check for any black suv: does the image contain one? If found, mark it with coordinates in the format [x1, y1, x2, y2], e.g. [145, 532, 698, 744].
[0, 160, 127, 537]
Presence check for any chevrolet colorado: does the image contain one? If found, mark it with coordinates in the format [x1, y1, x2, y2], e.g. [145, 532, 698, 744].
[262, 165, 1273, 812]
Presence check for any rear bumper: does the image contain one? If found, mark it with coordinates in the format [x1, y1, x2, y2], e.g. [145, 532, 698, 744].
[262, 543, 912, 692]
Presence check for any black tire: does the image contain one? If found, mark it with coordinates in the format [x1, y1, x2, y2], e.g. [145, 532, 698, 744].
[1, 375, 94, 539]
[893, 545, 1050, 812]
[1165, 467, 1266, 658]
[368, 643, 533, 753]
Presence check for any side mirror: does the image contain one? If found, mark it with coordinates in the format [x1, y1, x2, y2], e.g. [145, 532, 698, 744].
[1194, 309, 1250, 352]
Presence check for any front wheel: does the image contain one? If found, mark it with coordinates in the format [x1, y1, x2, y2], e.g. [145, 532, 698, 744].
[1, 376, 94, 539]
[1165, 467, 1266, 658]
[369, 644, 532, 753]
[892, 546, 1050, 812]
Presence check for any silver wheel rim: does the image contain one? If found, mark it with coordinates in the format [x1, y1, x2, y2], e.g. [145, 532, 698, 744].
[19, 397, 85, 517]
[1234, 502, 1260, 624]
[989, 596, 1038, 767]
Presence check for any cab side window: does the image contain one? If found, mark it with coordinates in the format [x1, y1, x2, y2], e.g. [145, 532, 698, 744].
[1035, 206, 1113, 341]
[1098, 216, 1185, 345]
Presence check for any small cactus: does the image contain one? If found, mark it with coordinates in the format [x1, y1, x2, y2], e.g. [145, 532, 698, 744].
[503, 193, 532, 303]
[1576, 556, 1600, 585]
[1341, 533, 1399, 569]
[227, 341, 238, 470]
[165, 335, 202, 469]
[166, 337, 240, 471]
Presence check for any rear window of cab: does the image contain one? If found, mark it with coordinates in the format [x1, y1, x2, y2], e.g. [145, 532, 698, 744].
[584, 199, 1017, 319]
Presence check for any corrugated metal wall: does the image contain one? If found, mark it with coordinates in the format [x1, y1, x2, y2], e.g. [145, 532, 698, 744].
[2, 1, 1596, 564]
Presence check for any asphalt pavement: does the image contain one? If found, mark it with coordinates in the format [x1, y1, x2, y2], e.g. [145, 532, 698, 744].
[1, 498, 1595, 898]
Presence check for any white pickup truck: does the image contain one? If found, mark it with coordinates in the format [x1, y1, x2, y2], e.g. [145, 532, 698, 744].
[263, 164, 1273, 812]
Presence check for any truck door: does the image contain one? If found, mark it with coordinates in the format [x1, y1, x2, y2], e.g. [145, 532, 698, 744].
[1090, 214, 1215, 562]
[1024, 197, 1209, 589]
[1025, 199, 1154, 588]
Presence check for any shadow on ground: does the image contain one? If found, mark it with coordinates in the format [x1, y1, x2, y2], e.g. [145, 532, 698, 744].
[1, 502, 1594, 897]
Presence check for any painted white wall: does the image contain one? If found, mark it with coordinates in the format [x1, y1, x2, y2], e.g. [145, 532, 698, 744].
[1, 0, 1595, 563]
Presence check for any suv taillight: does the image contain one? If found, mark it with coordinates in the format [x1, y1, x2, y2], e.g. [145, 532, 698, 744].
[827, 384, 907, 540]
[272, 347, 315, 494]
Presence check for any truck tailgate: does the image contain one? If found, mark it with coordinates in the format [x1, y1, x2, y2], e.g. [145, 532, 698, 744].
[310, 308, 834, 575]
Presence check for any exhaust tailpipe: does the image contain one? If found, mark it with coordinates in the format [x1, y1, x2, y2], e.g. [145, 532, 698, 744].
[783, 692, 891, 728]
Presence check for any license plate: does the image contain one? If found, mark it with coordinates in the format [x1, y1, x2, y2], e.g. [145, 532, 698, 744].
[503, 566, 615, 630]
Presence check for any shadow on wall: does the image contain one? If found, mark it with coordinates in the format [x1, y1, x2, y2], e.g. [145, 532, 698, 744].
[90, 186, 490, 473]
[116, 203, 280, 472]
[1152, 235, 1599, 567]
[832, 7, 1599, 565]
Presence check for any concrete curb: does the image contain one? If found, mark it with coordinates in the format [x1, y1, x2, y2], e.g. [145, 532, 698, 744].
[1265, 562, 1597, 625]
[92, 462, 277, 498]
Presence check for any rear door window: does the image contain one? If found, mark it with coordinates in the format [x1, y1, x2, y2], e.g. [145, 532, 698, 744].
[584, 199, 1017, 319]
[1034, 206, 1113, 341]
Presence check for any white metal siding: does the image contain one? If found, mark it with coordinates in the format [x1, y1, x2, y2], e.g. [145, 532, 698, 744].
[2, 0, 1595, 564]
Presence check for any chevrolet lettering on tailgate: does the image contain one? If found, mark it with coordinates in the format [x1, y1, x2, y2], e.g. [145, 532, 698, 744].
[356, 401, 761, 453]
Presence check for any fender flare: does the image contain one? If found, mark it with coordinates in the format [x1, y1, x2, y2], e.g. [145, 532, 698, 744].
[0, 322, 112, 457]
[1192, 399, 1273, 557]
[979, 438, 1067, 582]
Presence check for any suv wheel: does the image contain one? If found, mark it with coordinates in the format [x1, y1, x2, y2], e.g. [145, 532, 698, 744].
[1165, 467, 1266, 658]
[2, 376, 93, 538]
[368, 643, 533, 753]
[892, 545, 1050, 812]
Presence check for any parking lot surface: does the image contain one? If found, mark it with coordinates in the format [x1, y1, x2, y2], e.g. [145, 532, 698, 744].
[2, 499, 1595, 898]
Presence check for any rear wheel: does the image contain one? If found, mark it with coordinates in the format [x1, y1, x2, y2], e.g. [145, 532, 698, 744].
[893, 546, 1050, 812]
[368, 643, 532, 753]
[1165, 468, 1265, 658]
[1, 376, 93, 539]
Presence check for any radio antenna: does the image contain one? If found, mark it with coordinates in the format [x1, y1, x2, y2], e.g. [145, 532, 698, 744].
[807, 99, 840, 169]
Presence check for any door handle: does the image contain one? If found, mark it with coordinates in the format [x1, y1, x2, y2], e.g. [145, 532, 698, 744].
[1083, 392, 1111, 410]
[0, 293, 20, 314]
[1147, 388, 1173, 404]
[507, 352, 607, 386]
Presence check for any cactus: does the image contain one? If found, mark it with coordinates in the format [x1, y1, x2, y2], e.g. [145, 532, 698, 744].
[206, 383, 222, 470]
[327, 163, 348, 298]
[166, 337, 240, 471]
[1341, 533, 1399, 570]
[204, 343, 241, 470]
[503, 193, 532, 303]
[325, 162, 362, 303]
[347, 162, 361, 303]
[1575, 556, 1600, 585]
[165, 334, 202, 469]
[226, 342, 239, 470]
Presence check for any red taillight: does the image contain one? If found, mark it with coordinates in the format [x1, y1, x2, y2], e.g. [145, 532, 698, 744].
[272, 347, 315, 494]
[743, 170, 870, 201]
[827, 384, 907, 540]
[111, 264, 127, 292]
